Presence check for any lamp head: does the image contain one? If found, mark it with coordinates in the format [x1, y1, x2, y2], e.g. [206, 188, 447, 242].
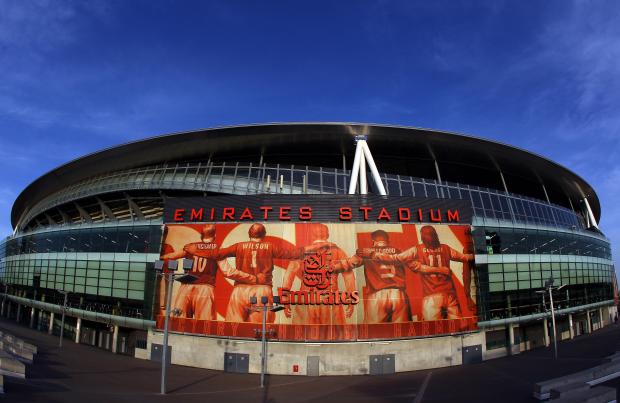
[154, 260, 165, 272]
[168, 260, 178, 272]
[182, 258, 193, 273]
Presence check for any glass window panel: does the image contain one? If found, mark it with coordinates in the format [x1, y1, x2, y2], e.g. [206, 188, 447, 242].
[518, 280, 530, 289]
[128, 272, 145, 281]
[400, 180, 413, 196]
[128, 280, 144, 290]
[425, 182, 438, 198]
[504, 263, 517, 272]
[412, 182, 425, 197]
[99, 270, 113, 279]
[322, 170, 336, 191]
[489, 282, 504, 292]
[112, 289, 127, 298]
[114, 261, 130, 270]
[100, 261, 114, 270]
[129, 262, 146, 271]
[518, 271, 530, 280]
[98, 288, 112, 297]
[387, 180, 400, 196]
[128, 290, 144, 300]
[505, 281, 518, 290]
[113, 271, 129, 280]
[504, 272, 518, 281]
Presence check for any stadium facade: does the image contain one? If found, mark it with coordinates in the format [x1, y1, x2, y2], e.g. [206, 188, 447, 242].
[0, 123, 616, 375]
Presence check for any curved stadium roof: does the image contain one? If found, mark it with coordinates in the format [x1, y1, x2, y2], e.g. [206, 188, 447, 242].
[11, 123, 600, 228]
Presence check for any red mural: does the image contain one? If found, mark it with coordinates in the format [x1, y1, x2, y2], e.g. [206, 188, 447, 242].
[156, 222, 477, 341]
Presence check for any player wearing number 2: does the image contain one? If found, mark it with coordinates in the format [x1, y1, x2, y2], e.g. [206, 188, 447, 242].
[362, 225, 474, 321]
[331, 230, 409, 323]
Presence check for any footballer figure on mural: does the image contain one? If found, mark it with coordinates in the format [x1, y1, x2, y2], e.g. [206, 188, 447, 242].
[359, 225, 474, 321]
[331, 230, 409, 323]
[187, 223, 330, 323]
[160, 224, 258, 320]
[281, 223, 357, 325]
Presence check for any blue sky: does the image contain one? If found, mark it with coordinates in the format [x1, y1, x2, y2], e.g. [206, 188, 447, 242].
[1, 0, 619, 265]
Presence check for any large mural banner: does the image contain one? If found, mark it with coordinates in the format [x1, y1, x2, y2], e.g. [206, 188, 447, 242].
[156, 221, 477, 341]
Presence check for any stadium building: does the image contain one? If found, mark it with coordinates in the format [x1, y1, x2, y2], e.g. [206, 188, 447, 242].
[0, 123, 616, 375]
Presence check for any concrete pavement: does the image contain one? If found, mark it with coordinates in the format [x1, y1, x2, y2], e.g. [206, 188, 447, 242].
[2, 317, 620, 402]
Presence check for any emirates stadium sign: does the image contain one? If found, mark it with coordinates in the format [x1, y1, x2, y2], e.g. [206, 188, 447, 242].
[157, 195, 478, 341]
[164, 194, 472, 223]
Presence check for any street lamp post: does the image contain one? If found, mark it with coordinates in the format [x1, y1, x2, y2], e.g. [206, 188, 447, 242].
[1, 283, 8, 317]
[249, 296, 284, 388]
[58, 291, 69, 348]
[536, 278, 566, 359]
[153, 258, 197, 395]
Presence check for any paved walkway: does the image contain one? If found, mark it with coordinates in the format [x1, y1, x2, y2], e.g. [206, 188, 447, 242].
[2, 317, 620, 402]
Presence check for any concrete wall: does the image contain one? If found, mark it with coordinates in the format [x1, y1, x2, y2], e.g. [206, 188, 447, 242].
[146, 330, 485, 375]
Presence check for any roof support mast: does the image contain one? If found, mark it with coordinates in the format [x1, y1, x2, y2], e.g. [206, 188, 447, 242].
[583, 197, 599, 229]
[348, 135, 387, 196]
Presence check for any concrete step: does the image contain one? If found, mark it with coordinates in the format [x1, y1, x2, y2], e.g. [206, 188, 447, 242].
[549, 382, 591, 399]
[0, 341, 34, 364]
[0, 333, 37, 354]
[534, 358, 620, 400]
[0, 356, 26, 379]
[550, 385, 616, 402]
